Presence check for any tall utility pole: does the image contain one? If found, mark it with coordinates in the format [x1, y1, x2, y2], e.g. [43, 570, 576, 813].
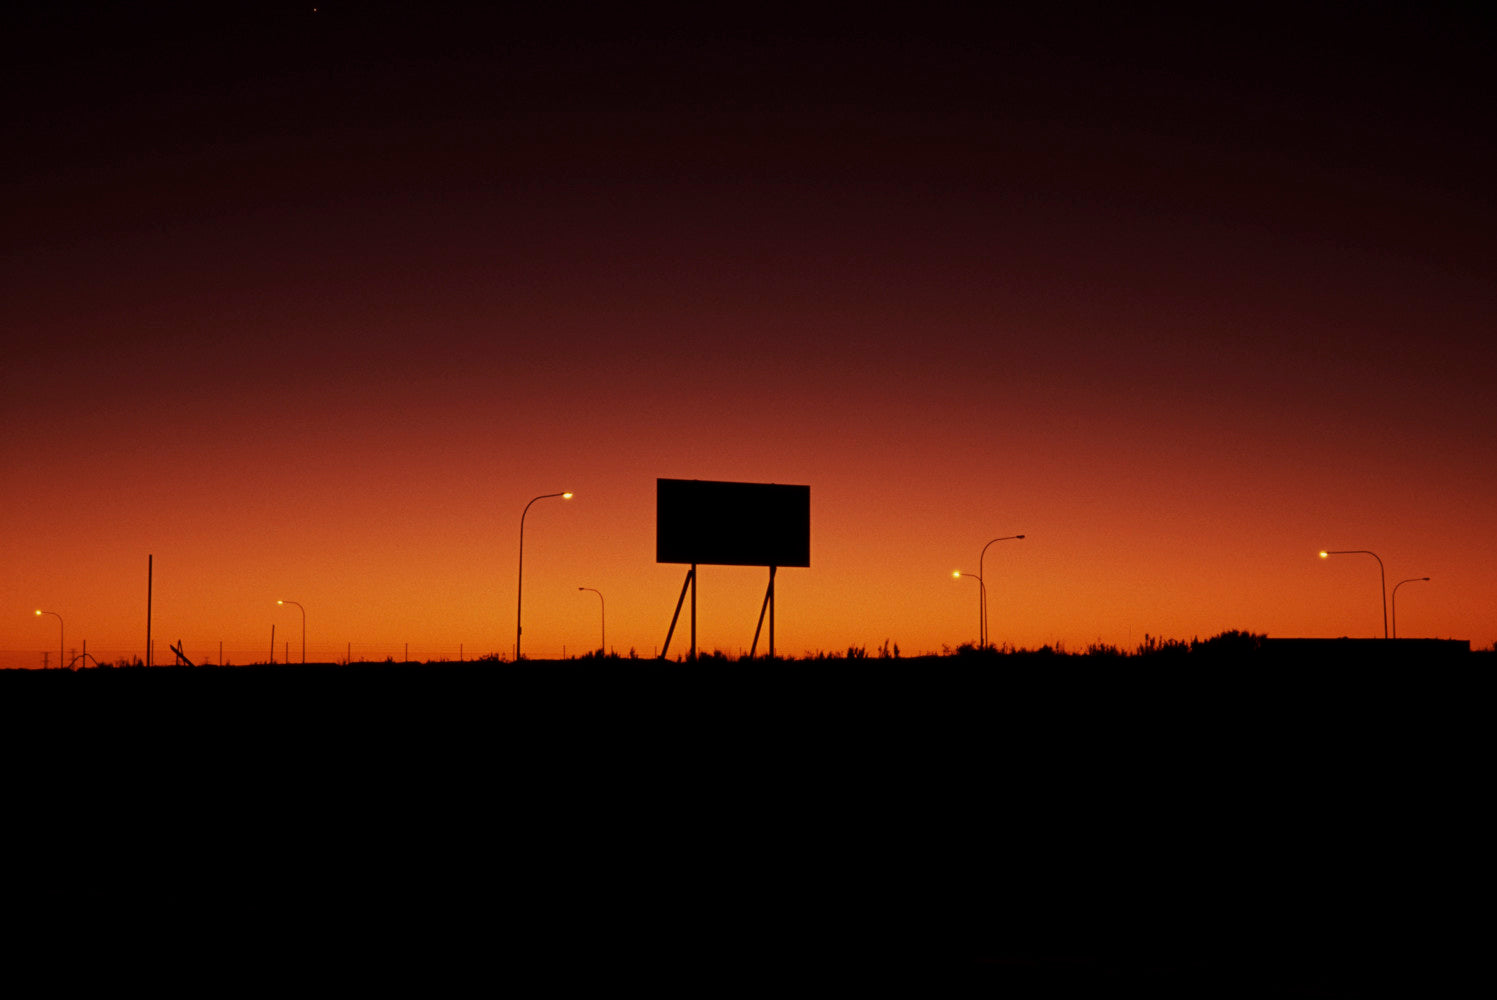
[516, 491, 572, 660]
[978, 535, 1025, 649]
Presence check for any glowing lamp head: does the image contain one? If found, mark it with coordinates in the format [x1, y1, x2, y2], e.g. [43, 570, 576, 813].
[1319, 551, 1329, 559]
[34, 609, 42, 616]
[562, 492, 574, 499]
[952, 570, 961, 579]
[277, 600, 285, 605]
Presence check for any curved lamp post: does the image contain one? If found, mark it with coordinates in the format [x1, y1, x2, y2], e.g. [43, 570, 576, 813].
[1319, 550, 1388, 639]
[1391, 577, 1430, 640]
[578, 587, 605, 655]
[277, 600, 306, 663]
[35, 609, 63, 670]
[953, 571, 985, 648]
[979, 534, 1025, 649]
[517, 491, 572, 661]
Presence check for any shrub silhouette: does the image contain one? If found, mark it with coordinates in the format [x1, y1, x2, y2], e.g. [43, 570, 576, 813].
[1191, 630, 1266, 657]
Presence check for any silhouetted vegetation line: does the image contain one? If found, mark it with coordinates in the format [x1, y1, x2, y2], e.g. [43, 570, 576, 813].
[4, 630, 1486, 676]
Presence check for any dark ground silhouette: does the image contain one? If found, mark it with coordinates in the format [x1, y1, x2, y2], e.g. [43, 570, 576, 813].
[10, 642, 1486, 994]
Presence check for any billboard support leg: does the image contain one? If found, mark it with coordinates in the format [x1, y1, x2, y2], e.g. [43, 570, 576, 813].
[661, 566, 694, 661]
[750, 565, 778, 659]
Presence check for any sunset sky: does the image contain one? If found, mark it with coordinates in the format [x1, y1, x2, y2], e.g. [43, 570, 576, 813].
[4, 3, 1493, 666]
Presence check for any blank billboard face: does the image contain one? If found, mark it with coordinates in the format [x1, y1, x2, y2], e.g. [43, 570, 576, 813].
[657, 479, 810, 567]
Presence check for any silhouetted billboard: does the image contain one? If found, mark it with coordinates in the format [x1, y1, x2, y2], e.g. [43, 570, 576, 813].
[657, 479, 810, 567]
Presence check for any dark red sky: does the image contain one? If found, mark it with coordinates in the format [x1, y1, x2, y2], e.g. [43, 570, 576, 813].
[5, 3, 1493, 664]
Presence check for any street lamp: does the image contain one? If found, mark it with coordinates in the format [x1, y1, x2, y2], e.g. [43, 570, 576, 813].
[517, 491, 573, 661]
[578, 587, 605, 655]
[277, 600, 306, 663]
[1319, 550, 1388, 639]
[1391, 577, 1430, 640]
[953, 571, 985, 648]
[34, 609, 63, 670]
[979, 534, 1025, 649]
